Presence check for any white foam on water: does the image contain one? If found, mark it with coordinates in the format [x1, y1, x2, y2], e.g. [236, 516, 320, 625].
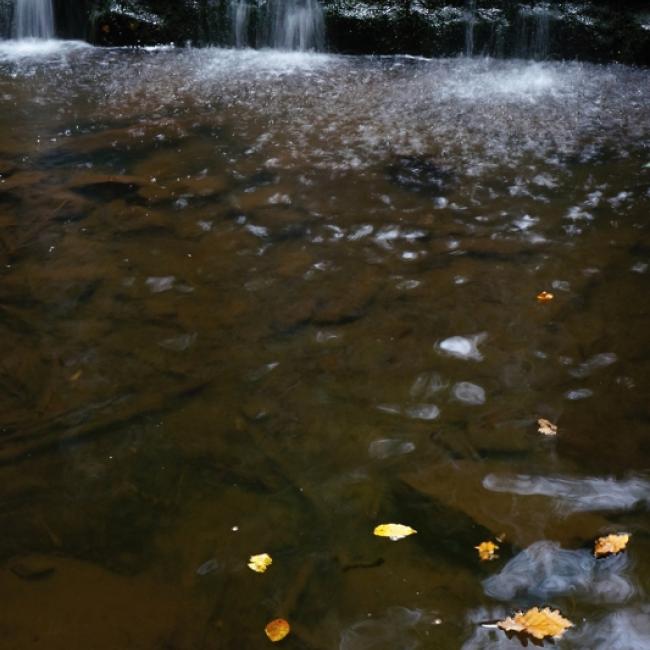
[437, 333, 486, 361]
[404, 404, 440, 420]
[483, 541, 635, 603]
[483, 473, 650, 512]
[340, 607, 425, 650]
[451, 382, 486, 405]
[368, 438, 416, 459]
[0, 39, 89, 60]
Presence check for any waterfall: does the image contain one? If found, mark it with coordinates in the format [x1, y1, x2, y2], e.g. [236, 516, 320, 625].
[229, 0, 324, 51]
[516, 5, 551, 60]
[265, 0, 324, 51]
[464, 0, 476, 57]
[13, 0, 55, 39]
[231, 0, 253, 48]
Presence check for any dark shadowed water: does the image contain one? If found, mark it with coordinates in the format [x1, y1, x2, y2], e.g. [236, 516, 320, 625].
[0, 41, 649, 649]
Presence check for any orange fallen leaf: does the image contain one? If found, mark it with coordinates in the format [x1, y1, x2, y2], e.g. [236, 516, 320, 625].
[537, 418, 557, 436]
[475, 540, 499, 561]
[373, 523, 417, 541]
[248, 553, 272, 573]
[498, 607, 573, 640]
[536, 290, 554, 303]
[594, 533, 630, 558]
[265, 618, 290, 642]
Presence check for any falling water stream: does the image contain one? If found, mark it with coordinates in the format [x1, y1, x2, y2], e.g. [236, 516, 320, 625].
[12, 0, 54, 39]
[230, 0, 325, 50]
[0, 13, 649, 650]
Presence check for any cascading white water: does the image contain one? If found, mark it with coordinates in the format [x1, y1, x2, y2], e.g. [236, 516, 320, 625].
[229, 0, 324, 51]
[265, 0, 324, 51]
[13, 0, 55, 39]
[516, 5, 551, 60]
[231, 0, 252, 49]
[464, 0, 477, 57]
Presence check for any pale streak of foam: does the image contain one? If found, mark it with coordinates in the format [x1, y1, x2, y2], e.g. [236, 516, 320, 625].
[483, 473, 650, 512]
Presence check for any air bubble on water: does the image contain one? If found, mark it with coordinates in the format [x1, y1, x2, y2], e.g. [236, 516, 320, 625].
[196, 558, 219, 576]
[437, 333, 486, 361]
[245, 224, 269, 238]
[396, 279, 420, 290]
[569, 353, 617, 378]
[552, 279, 571, 291]
[451, 382, 486, 405]
[348, 224, 374, 240]
[368, 438, 416, 459]
[565, 388, 594, 400]
[404, 404, 440, 420]
[146, 276, 175, 293]
[268, 192, 291, 205]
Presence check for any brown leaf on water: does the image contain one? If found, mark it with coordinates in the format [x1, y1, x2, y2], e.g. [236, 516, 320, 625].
[594, 533, 630, 558]
[497, 607, 573, 639]
[475, 540, 499, 561]
[536, 291, 554, 303]
[265, 618, 290, 642]
[497, 607, 573, 640]
[537, 418, 558, 436]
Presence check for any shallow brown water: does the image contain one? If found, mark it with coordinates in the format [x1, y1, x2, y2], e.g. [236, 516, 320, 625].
[0, 42, 649, 649]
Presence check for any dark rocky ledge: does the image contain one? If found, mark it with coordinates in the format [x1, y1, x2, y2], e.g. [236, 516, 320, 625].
[2, 1, 648, 66]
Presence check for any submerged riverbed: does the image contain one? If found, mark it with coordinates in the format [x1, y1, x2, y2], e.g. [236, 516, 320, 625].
[0, 42, 649, 649]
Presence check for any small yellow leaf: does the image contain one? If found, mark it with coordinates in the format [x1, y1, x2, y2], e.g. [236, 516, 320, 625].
[69, 369, 83, 382]
[373, 523, 417, 541]
[265, 618, 290, 642]
[536, 290, 554, 303]
[248, 553, 273, 573]
[475, 540, 499, 561]
[594, 533, 630, 558]
[497, 607, 573, 640]
[537, 418, 558, 436]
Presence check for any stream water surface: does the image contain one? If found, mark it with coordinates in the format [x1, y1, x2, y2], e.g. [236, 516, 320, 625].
[0, 42, 649, 649]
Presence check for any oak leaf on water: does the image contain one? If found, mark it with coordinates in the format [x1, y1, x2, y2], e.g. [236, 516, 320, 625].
[594, 533, 630, 558]
[497, 607, 573, 640]
[537, 418, 557, 436]
[248, 553, 273, 573]
[536, 290, 554, 303]
[265, 618, 290, 642]
[475, 540, 499, 561]
[373, 523, 417, 541]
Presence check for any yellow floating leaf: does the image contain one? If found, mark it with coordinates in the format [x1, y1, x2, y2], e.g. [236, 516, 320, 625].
[536, 290, 554, 303]
[373, 523, 417, 541]
[537, 418, 558, 436]
[248, 553, 273, 573]
[498, 607, 573, 640]
[475, 540, 499, 561]
[594, 533, 630, 558]
[265, 618, 290, 642]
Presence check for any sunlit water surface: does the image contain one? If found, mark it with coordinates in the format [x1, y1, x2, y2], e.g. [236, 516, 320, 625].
[1, 43, 649, 649]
